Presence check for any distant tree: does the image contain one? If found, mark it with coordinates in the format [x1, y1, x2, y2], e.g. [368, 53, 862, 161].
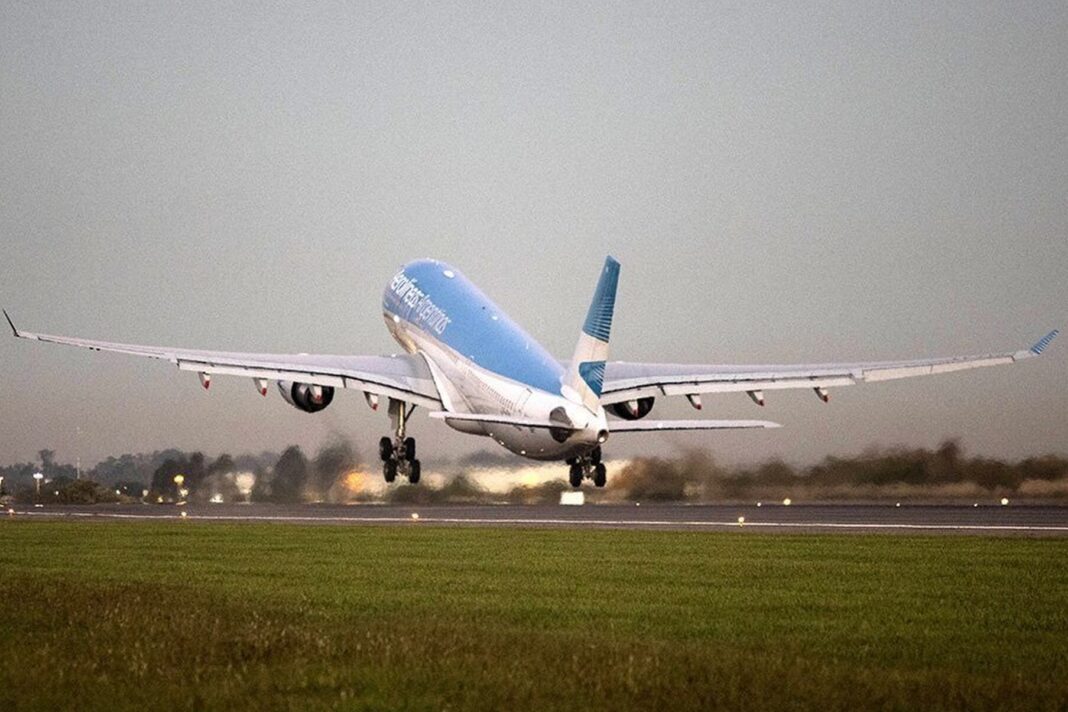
[150, 458, 188, 500]
[14, 478, 119, 505]
[612, 457, 689, 501]
[114, 480, 146, 498]
[38, 449, 55, 473]
[271, 446, 309, 502]
[249, 446, 310, 503]
[311, 441, 359, 500]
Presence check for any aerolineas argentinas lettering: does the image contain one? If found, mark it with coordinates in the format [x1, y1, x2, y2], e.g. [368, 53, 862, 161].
[389, 270, 452, 335]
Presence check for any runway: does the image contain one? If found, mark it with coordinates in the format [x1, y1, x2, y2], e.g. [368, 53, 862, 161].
[7, 502, 1068, 535]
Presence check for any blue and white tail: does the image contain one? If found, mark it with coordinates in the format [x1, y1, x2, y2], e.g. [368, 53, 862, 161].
[563, 256, 620, 412]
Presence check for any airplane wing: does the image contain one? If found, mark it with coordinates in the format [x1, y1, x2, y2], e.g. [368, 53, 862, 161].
[4, 310, 442, 408]
[599, 330, 1060, 406]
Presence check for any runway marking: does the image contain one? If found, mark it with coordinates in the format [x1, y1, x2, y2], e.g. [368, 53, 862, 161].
[10, 510, 1068, 533]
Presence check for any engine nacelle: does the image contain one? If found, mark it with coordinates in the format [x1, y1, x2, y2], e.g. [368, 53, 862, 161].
[609, 396, 655, 420]
[277, 381, 335, 413]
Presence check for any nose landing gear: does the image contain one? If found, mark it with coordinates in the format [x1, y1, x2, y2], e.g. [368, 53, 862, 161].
[567, 447, 607, 488]
[381, 400, 422, 484]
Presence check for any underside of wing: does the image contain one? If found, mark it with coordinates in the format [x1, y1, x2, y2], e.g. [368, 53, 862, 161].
[4, 312, 442, 408]
[598, 331, 1059, 406]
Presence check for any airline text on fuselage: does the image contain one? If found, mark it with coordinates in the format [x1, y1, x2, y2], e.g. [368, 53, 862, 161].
[389, 271, 452, 335]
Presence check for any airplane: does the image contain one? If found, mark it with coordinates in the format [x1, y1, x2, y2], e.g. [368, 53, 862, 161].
[3, 257, 1059, 488]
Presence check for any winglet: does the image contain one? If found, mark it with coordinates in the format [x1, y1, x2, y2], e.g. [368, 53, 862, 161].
[2, 309, 19, 338]
[1029, 329, 1060, 356]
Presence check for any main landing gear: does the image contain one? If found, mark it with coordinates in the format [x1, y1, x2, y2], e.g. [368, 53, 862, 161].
[567, 447, 606, 489]
[380, 399, 421, 484]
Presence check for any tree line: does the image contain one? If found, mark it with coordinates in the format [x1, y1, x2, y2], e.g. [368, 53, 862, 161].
[2, 439, 1066, 504]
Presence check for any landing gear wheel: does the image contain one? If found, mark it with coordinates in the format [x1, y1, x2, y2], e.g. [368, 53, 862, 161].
[408, 459, 421, 484]
[402, 437, 417, 462]
[569, 464, 584, 488]
[379, 437, 393, 462]
[592, 463, 607, 488]
[590, 447, 602, 465]
[383, 460, 397, 483]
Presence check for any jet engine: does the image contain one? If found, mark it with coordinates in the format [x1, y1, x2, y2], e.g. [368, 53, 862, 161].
[609, 396, 654, 420]
[277, 381, 335, 413]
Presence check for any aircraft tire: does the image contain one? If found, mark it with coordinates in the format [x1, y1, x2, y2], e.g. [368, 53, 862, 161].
[593, 463, 607, 488]
[379, 437, 393, 462]
[568, 464, 583, 488]
[409, 459, 421, 484]
[383, 460, 397, 483]
[402, 437, 417, 462]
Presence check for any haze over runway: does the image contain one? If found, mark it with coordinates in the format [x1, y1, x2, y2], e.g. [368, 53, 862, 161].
[1, 2, 1066, 468]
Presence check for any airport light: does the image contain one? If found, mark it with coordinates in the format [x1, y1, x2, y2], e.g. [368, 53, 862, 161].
[0, 475, 4, 496]
[33, 472, 44, 497]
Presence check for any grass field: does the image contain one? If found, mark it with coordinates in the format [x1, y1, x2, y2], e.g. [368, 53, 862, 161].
[0, 521, 1066, 711]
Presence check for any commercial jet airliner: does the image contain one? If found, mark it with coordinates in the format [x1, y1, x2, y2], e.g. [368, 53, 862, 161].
[4, 258, 1059, 487]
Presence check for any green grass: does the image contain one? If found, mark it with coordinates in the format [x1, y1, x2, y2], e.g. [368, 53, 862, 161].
[0, 522, 1065, 711]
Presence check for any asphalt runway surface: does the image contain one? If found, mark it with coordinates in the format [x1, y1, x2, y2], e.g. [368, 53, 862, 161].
[7, 502, 1068, 535]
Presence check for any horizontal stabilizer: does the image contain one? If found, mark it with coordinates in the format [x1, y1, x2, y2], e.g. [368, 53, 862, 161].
[609, 419, 781, 433]
[428, 411, 577, 431]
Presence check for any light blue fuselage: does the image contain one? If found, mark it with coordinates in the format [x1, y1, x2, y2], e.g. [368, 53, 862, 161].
[382, 259, 606, 460]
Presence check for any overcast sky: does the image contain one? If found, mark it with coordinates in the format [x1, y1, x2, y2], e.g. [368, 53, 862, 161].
[1, 1, 1065, 469]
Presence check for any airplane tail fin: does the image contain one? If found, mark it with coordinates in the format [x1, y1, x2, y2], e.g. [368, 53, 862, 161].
[563, 256, 620, 412]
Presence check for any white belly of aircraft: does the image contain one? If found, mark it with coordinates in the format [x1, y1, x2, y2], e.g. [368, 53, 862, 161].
[386, 315, 605, 460]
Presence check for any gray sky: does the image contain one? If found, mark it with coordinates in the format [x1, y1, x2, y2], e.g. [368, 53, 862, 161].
[2, 1, 1065, 468]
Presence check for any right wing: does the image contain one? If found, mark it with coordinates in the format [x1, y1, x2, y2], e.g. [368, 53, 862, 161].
[599, 331, 1059, 406]
[4, 311, 442, 408]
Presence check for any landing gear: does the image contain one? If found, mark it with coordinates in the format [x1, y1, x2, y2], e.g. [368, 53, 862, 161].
[380, 399, 422, 484]
[569, 464, 583, 488]
[567, 447, 607, 488]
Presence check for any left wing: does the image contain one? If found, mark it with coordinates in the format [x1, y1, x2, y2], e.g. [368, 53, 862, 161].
[4, 310, 442, 408]
[600, 331, 1059, 406]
